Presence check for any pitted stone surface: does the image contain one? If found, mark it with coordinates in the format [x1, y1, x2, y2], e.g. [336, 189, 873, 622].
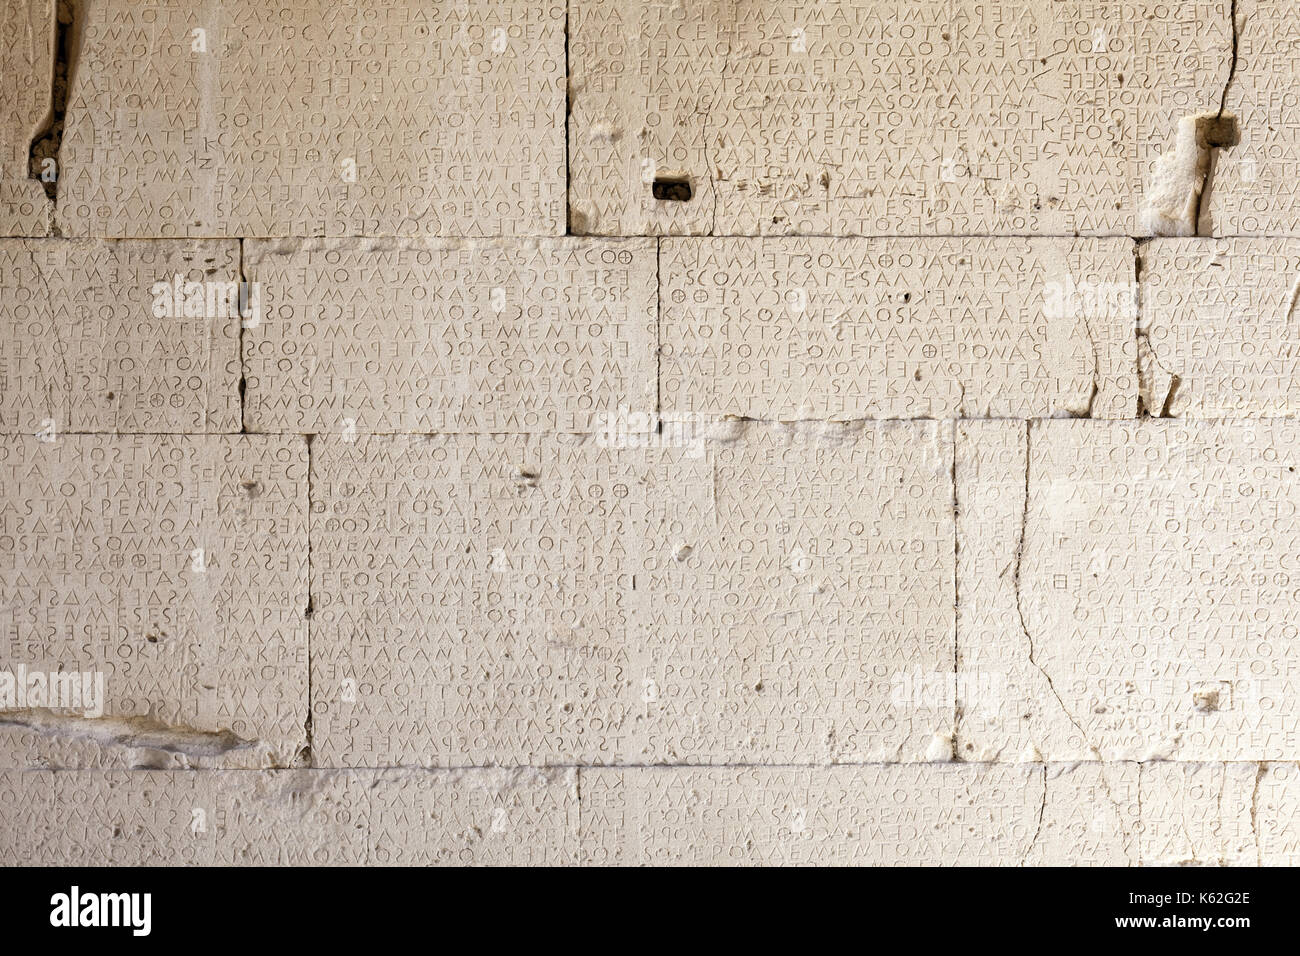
[244, 238, 656, 433]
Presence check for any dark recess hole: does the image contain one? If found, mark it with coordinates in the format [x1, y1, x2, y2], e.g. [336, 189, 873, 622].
[1197, 114, 1240, 149]
[652, 176, 693, 201]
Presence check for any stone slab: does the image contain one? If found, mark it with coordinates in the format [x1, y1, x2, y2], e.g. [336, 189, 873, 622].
[0, 239, 242, 434]
[632, 420, 956, 764]
[0, 435, 308, 768]
[310, 432, 640, 767]
[244, 238, 656, 434]
[569, 0, 1228, 236]
[56, 0, 565, 238]
[1138, 238, 1300, 416]
[0, 767, 577, 864]
[661, 237, 1136, 419]
[958, 419, 1300, 762]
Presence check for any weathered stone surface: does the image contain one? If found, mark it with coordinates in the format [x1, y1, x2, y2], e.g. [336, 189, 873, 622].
[634, 420, 956, 764]
[244, 238, 656, 434]
[0, 0, 55, 236]
[0, 435, 308, 768]
[0, 767, 576, 864]
[312, 423, 954, 767]
[0, 762, 1265, 865]
[1139, 238, 1300, 416]
[958, 420, 1300, 762]
[578, 765, 1042, 865]
[1204, 0, 1300, 236]
[570, 0, 1228, 236]
[661, 237, 1135, 419]
[1137, 761, 1257, 865]
[1256, 762, 1300, 865]
[580, 762, 1256, 865]
[0, 239, 242, 434]
[310, 433, 639, 767]
[56, 0, 565, 238]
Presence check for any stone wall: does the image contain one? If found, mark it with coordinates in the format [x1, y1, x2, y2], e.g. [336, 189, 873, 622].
[1, 0, 1297, 865]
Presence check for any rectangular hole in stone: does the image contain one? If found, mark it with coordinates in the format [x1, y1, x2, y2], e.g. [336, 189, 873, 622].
[652, 176, 693, 201]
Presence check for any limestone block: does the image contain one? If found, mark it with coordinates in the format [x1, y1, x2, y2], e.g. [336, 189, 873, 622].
[1137, 761, 1258, 865]
[0, 0, 54, 236]
[0, 435, 309, 768]
[0, 239, 242, 434]
[958, 420, 1300, 762]
[1139, 238, 1300, 416]
[577, 763, 1209, 865]
[56, 0, 565, 238]
[310, 433, 641, 767]
[661, 237, 1136, 419]
[0, 767, 577, 864]
[244, 238, 656, 434]
[311, 423, 955, 767]
[570, 0, 1228, 236]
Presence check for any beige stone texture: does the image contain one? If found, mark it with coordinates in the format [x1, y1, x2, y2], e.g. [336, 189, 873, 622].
[0, 435, 308, 769]
[570, 0, 1228, 237]
[243, 238, 656, 433]
[0, 0, 55, 236]
[55, 0, 565, 238]
[0, 767, 576, 864]
[310, 432, 640, 768]
[634, 420, 955, 764]
[580, 762, 1261, 865]
[0, 761, 1271, 865]
[1139, 238, 1300, 416]
[661, 237, 1136, 419]
[0, 239, 242, 434]
[958, 420, 1300, 762]
[311, 422, 954, 767]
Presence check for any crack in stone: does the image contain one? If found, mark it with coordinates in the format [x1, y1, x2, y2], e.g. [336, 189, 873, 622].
[1019, 764, 1048, 866]
[237, 239, 249, 432]
[299, 432, 316, 769]
[1012, 421, 1099, 760]
[1076, 311, 1101, 418]
[1250, 762, 1265, 865]
[1137, 332, 1182, 417]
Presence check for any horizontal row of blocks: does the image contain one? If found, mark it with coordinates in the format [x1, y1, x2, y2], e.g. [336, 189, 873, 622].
[1, 0, 1297, 238]
[2, 420, 1299, 768]
[3, 763, 1297, 865]
[3, 236, 1300, 433]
